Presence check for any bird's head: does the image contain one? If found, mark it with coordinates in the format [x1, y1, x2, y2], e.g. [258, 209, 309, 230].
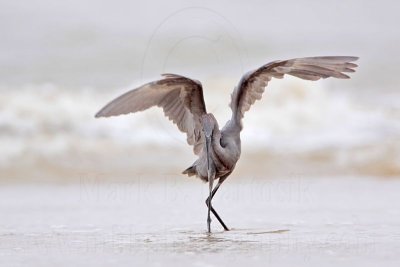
[202, 114, 216, 138]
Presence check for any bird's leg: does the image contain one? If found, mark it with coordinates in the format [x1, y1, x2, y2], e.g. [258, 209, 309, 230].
[205, 136, 214, 233]
[205, 178, 229, 231]
[207, 170, 214, 233]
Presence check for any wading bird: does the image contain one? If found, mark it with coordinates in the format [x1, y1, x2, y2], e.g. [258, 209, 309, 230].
[95, 56, 358, 233]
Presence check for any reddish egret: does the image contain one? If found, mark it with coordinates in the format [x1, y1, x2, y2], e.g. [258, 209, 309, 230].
[95, 56, 358, 233]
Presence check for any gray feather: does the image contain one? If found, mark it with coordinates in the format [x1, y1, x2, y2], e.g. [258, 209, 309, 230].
[229, 56, 359, 127]
[95, 74, 207, 155]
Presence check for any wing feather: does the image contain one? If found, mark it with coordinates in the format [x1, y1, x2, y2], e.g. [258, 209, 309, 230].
[229, 56, 358, 128]
[95, 74, 207, 155]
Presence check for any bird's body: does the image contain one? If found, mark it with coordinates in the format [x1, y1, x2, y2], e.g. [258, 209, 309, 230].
[183, 114, 240, 183]
[95, 56, 358, 233]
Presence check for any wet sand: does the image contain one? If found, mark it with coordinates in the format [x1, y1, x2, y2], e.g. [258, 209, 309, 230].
[1, 176, 399, 266]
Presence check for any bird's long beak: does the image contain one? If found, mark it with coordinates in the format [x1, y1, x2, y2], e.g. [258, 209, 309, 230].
[203, 116, 213, 175]
[205, 135, 211, 173]
[205, 135, 214, 198]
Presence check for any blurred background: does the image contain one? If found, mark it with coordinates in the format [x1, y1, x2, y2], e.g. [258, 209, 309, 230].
[1, 0, 399, 183]
[1, 1, 400, 266]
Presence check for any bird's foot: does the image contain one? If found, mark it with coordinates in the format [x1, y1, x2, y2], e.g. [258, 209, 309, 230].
[207, 216, 212, 233]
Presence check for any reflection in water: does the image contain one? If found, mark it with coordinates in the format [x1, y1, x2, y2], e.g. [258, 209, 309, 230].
[102, 228, 292, 253]
[102, 227, 292, 254]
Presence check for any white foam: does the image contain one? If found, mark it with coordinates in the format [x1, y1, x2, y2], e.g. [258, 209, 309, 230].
[0, 81, 399, 166]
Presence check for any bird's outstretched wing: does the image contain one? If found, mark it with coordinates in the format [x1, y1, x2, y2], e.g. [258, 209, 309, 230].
[229, 56, 358, 127]
[95, 74, 207, 155]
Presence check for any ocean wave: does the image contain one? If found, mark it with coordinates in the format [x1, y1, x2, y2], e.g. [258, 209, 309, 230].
[0, 81, 399, 177]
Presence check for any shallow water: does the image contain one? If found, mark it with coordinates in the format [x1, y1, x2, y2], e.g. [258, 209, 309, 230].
[1, 177, 399, 266]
